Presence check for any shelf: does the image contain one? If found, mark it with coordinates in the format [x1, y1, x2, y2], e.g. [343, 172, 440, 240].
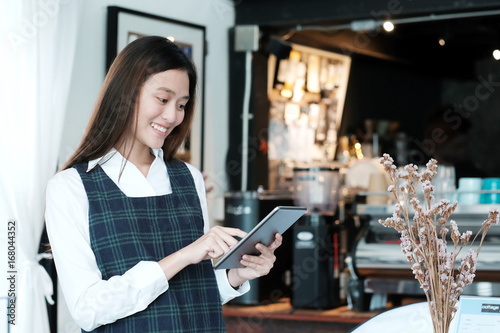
[355, 203, 500, 216]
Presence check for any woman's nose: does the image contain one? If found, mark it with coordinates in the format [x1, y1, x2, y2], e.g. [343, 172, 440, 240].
[161, 105, 176, 123]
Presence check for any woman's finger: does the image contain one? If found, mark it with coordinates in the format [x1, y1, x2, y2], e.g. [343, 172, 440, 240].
[212, 227, 247, 246]
[255, 243, 273, 258]
[201, 226, 250, 260]
[217, 226, 248, 239]
[268, 233, 283, 251]
[240, 255, 272, 276]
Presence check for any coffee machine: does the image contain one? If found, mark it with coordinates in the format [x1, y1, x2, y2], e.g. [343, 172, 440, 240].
[291, 166, 344, 309]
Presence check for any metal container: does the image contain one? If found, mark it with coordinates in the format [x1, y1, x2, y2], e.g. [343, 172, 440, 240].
[224, 191, 259, 230]
[292, 167, 341, 215]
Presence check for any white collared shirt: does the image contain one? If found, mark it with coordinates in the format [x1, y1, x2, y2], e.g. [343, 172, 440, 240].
[45, 148, 249, 331]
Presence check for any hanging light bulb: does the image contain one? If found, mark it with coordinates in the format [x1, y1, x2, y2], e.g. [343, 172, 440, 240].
[493, 49, 500, 60]
[383, 21, 394, 32]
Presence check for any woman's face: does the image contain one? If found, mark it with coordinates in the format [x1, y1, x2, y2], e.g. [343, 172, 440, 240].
[132, 69, 189, 151]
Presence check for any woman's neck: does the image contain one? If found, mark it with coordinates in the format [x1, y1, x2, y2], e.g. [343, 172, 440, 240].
[115, 141, 155, 177]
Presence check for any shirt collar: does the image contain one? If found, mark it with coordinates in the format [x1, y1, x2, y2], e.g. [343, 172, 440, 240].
[86, 147, 164, 172]
[151, 148, 163, 160]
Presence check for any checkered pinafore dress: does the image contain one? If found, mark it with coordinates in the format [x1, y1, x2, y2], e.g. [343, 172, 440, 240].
[74, 160, 225, 332]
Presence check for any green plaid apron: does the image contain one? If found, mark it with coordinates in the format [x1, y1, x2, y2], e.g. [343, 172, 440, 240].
[74, 160, 225, 332]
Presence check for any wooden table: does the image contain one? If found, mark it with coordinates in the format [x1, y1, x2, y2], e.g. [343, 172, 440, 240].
[223, 299, 382, 333]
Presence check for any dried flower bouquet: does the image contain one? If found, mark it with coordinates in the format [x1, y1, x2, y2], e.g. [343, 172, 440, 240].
[378, 154, 498, 333]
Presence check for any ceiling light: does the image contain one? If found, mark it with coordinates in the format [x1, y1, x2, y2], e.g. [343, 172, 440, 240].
[493, 49, 500, 60]
[383, 21, 394, 32]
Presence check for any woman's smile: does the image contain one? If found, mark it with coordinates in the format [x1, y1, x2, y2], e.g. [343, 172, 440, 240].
[151, 122, 168, 134]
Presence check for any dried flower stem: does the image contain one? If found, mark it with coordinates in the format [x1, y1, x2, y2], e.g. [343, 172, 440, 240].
[378, 154, 498, 333]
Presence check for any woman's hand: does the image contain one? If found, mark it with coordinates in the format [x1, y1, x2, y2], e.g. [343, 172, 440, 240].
[159, 226, 246, 280]
[180, 226, 247, 265]
[227, 233, 283, 288]
[202, 172, 214, 193]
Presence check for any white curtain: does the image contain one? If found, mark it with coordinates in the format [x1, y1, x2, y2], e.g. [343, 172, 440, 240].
[0, 0, 81, 332]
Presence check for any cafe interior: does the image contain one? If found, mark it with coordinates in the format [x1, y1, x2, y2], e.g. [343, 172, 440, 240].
[3, 0, 500, 332]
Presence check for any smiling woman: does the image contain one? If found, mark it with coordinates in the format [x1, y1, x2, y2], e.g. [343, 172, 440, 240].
[44, 36, 283, 332]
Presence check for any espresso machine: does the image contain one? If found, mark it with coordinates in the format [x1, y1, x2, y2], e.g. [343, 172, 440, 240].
[350, 203, 500, 311]
[291, 165, 345, 309]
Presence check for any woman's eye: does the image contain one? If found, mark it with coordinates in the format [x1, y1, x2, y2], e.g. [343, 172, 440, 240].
[177, 104, 186, 110]
[158, 97, 167, 104]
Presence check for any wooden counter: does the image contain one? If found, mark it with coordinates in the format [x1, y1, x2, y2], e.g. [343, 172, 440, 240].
[223, 299, 383, 333]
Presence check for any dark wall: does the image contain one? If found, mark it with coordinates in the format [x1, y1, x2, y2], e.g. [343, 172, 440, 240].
[226, 29, 270, 191]
[441, 57, 500, 178]
[341, 55, 441, 158]
[226, 28, 246, 192]
[234, 0, 500, 26]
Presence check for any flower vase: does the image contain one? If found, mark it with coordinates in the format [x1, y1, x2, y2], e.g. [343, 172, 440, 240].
[430, 311, 451, 333]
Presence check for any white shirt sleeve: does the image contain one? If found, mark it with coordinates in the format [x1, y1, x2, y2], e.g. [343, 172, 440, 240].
[45, 169, 169, 331]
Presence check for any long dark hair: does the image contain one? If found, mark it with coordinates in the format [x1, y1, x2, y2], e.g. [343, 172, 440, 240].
[62, 36, 197, 170]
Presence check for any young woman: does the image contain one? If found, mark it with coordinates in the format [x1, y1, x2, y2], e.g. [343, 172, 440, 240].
[45, 36, 282, 332]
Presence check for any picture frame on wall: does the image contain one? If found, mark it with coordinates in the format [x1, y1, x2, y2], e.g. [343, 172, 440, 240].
[106, 6, 206, 170]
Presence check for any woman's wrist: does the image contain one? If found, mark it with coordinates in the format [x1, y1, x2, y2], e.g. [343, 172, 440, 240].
[227, 269, 246, 289]
[158, 249, 189, 280]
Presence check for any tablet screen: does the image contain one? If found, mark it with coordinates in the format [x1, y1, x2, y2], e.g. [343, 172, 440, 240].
[213, 206, 307, 270]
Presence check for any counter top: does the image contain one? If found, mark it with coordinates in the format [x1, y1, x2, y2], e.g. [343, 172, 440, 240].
[223, 299, 376, 324]
[222, 298, 389, 333]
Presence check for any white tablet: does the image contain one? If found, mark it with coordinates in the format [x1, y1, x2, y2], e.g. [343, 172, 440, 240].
[213, 206, 307, 270]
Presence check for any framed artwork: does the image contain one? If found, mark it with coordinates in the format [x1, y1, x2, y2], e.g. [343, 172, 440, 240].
[106, 6, 206, 170]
